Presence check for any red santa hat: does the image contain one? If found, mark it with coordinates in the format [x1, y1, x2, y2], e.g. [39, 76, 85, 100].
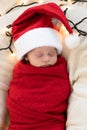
[12, 2, 79, 60]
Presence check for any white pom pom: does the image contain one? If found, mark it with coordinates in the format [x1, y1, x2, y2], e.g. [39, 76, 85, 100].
[65, 34, 80, 49]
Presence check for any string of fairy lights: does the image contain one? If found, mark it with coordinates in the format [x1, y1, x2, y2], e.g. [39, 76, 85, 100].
[0, 0, 87, 56]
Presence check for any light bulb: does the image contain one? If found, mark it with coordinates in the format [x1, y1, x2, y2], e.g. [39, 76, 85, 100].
[17, 0, 29, 4]
[11, 52, 16, 57]
[39, 0, 44, 3]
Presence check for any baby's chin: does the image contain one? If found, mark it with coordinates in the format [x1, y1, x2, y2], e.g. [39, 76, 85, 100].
[39, 63, 56, 68]
[31, 64, 52, 68]
[40, 65, 51, 67]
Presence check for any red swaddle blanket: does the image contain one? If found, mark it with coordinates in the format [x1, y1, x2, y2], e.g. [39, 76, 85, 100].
[7, 56, 71, 130]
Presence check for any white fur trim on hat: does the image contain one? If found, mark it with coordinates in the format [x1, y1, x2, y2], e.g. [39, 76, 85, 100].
[65, 34, 80, 49]
[14, 28, 62, 60]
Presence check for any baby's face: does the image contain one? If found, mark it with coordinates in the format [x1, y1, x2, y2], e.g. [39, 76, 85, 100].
[26, 46, 58, 67]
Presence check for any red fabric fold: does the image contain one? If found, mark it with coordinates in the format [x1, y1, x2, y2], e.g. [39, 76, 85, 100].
[7, 56, 71, 130]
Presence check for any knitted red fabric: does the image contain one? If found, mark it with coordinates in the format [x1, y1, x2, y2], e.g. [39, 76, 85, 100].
[12, 3, 72, 41]
[7, 56, 71, 130]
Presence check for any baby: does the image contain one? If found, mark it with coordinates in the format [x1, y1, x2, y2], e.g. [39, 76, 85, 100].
[6, 2, 78, 130]
[7, 47, 71, 130]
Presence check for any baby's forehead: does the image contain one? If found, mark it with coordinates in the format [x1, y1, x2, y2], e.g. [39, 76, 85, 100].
[31, 46, 56, 52]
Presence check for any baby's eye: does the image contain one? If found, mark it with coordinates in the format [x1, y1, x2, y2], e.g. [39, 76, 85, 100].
[35, 53, 43, 58]
[48, 52, 56, 57]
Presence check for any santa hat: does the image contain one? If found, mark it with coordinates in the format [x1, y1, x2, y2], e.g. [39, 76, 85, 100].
[12, 2, 79, 60]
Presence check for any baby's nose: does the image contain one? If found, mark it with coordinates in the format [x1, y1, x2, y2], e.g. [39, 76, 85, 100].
[43, 55, 50, 62]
